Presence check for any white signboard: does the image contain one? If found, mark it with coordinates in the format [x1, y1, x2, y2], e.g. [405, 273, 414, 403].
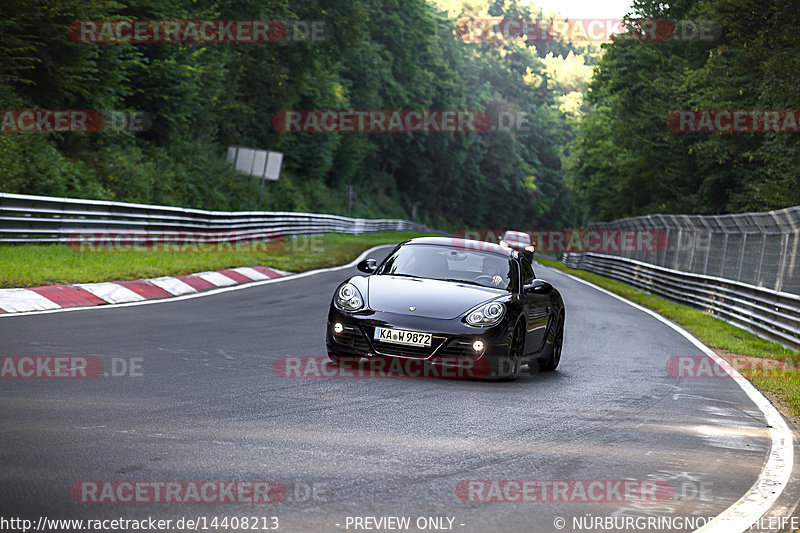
[251, 150, 268, 178]
[265, 151, 283, 181]
[228, 147, 282, 181]
[234, 148, 254, 175]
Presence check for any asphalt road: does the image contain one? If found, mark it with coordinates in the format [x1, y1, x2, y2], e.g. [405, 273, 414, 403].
[0, 246, 783, 532]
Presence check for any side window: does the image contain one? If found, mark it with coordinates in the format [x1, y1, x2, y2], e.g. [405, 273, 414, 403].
[520, 259, 535, 285]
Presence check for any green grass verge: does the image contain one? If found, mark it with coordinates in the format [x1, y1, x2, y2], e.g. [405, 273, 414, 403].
[0, 231, 434, 288]
[743, 369, 800, 418]
[536, 257, 800, 417]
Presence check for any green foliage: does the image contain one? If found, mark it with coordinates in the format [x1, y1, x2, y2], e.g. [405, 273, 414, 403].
[565, 0, 800, 223]
[0, 0, 596, 229]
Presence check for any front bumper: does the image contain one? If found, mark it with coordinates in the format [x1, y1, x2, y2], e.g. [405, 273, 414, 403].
[326, 305, 512, 377]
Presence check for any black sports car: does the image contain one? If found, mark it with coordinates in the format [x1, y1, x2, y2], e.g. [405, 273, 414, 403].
[325, 237, 565, 380]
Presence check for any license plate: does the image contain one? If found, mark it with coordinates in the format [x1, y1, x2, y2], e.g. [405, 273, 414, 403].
[374, 327, 432, 347]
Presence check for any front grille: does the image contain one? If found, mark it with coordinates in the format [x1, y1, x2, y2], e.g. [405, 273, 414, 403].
[372, 334, 446, 358]
[333, 324, 371, 352]
[437, 338, 479, 358]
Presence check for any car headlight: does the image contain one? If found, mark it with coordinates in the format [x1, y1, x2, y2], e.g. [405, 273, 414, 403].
[465, 301, 506, 327]
[335, 283, 365, 311]
[499, 240, 510, 248]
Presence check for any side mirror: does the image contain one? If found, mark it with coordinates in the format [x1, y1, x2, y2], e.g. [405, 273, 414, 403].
[357, 258, 378, 273]
[525, 279, 552, 294]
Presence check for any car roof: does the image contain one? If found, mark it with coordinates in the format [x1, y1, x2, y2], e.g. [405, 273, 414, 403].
[402, 236, 516, 258]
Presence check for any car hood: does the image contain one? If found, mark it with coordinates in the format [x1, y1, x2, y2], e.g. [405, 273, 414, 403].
[367, 275, 504, 319]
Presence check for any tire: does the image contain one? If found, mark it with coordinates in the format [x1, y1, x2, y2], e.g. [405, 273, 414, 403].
[499, 324, 523, 381]
[540, 312, 564, 372]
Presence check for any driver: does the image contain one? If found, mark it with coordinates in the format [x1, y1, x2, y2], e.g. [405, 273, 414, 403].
[485, 260, 506, 287]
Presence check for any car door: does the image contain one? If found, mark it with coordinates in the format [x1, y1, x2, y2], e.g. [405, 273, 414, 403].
[520, 259, 550, 353]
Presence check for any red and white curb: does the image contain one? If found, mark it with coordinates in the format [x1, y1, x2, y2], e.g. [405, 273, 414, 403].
[0, 266, 289, 314]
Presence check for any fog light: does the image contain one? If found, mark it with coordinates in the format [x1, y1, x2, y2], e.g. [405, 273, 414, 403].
[333, 322, 344, 334]
[472, 340, 485, 352]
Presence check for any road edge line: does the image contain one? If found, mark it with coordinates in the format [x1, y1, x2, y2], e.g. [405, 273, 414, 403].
[536, 262, 793, 533]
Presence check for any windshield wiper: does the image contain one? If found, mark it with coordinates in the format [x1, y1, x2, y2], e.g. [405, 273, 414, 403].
[439, 278, 488, 287]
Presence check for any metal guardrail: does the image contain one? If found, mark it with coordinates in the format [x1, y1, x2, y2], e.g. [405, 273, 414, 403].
[563, 252, 800, 351]
[0, 192, 433, 243]
[587, 207, 800, 295]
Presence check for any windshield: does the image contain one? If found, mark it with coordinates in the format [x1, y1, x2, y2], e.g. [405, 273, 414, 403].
[503, 231, 531, 244]
[378, 244, 518, 291]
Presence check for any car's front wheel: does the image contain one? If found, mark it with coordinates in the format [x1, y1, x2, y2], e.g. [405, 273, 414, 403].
[497, 324, 523, 381]
[540, 311, 564, 372]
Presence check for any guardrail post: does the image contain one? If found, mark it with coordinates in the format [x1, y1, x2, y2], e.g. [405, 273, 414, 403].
[687, 230, 697, 272]
[789, 233, 800, 293]
[719, 233, 729, 277]
[702, 232, 711, 275]
[736, 233, 747, 281]
[776, 233, 789, 292]
[755, 233, 767, 287]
